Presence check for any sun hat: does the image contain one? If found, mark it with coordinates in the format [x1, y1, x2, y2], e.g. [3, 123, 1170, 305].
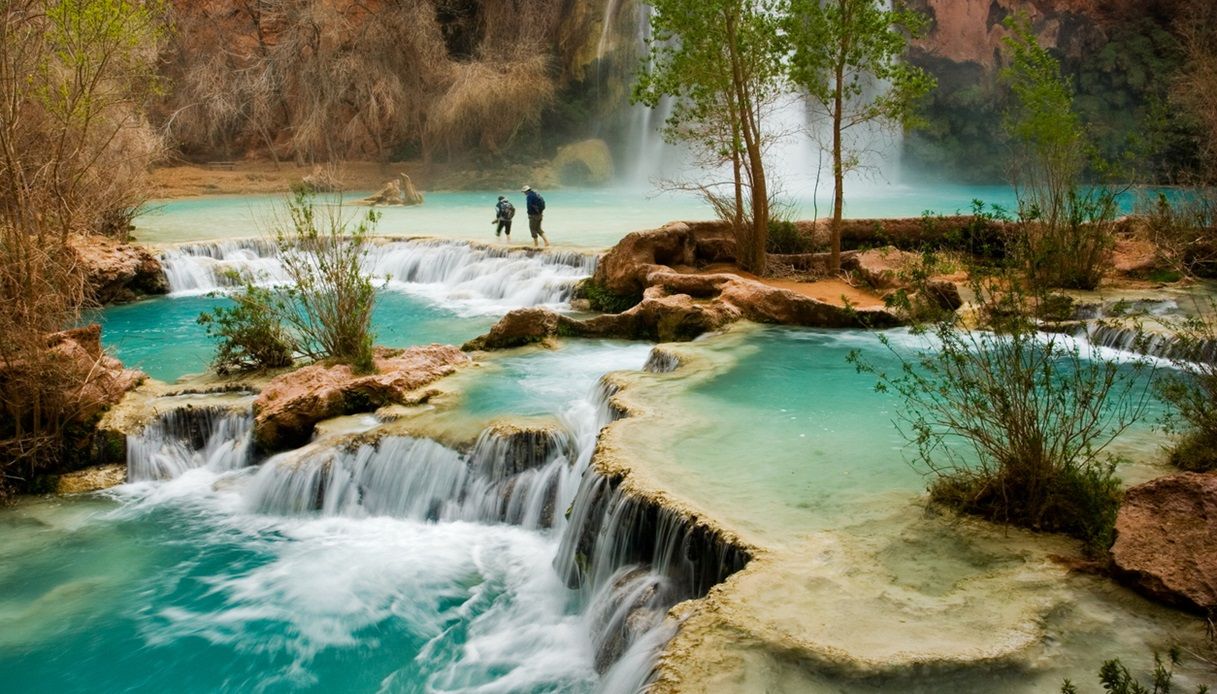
[521, 185, 532, 192]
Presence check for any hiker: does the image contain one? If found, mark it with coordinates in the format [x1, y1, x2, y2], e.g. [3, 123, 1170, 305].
[522, 185, 549, 247]
[492, 195, 514, 241]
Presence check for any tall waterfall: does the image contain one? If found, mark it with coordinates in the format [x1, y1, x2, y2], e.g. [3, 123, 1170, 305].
[617, 0, 904, 199]
[158, 238, 597, 313]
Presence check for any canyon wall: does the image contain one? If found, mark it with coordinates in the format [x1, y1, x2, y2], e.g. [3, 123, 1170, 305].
[153, 1, 1198, 182]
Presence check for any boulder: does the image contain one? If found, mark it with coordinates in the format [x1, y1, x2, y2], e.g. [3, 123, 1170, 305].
[69, 234, 168, 303]
[551, 139, 615, 186]
[360, 173, 424, 206]
[46, 324, 146, 423]
[593, 222, 704, 297]
[1111, 472, 1217, 612]
[462, 307, 564, 351]
[253, 344, 468, 452]
[845, 246, 922, 290]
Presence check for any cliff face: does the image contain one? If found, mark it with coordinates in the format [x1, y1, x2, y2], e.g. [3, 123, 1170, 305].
[905, 0, 1191, 182]
[157, 0, 621, 164]
[153, 1, 1195, 182]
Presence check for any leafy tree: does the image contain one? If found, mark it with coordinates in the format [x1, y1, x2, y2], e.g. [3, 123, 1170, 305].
[1001, 14, 1119, 290]
[785, 0, 935, 274]
[634, 0, 785, 273]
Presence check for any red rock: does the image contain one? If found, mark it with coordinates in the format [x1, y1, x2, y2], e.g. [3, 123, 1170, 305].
[253, 344, 468, 451]
[462, 307, 563, 351]
[45, 324, 146, 422]
[69, 234, 168, 303]
[1111, 472, 1217, 612]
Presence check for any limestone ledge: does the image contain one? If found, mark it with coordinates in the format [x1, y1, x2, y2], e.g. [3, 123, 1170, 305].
[579, 332, 1153, 691]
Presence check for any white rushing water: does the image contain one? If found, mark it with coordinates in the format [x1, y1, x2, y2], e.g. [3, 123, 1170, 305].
[159, 238, 598, 315]
[114, 343, 721, 692]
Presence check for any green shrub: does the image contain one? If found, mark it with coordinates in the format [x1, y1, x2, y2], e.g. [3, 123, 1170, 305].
[1062, 646, 1210, 694]
[766, 219, 813, 254]
[851, 277, 1155, 554]
[199, 190, 380, 374]
[1156, 305, 1217, 472]
[1142, 191, 1217, 279]
[579, 280, 641, 314]
[198, 284, 297, 375]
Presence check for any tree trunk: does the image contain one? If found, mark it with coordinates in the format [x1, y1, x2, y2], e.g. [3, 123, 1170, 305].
[830, 45, 846, 275]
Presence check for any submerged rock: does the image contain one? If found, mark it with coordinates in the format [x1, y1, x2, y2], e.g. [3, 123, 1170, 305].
[360, 173, 424, 206]
[1111, 472, 1217, 612]
[69, 234, 168, 303]
[253, 345, 468, 452]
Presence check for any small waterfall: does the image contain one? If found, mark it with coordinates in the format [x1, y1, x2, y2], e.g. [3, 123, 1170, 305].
[643, 346, 681, 374]
[246, 427, 579, 529]
[160, 239, 285, 294]
[159, 238, 598, 312]
[126, 406, 253, 482]
[1088, 323, 1217, 364]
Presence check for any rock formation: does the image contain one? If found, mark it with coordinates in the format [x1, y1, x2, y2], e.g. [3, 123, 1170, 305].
[252, 344, 469, 452]
[1111, 472, 1217, 612]
[69, 234, 168, 304]
[360, 173, 425, 206]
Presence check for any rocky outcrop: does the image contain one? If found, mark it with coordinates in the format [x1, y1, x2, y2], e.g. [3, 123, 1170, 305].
[1111, 472, 1217, 613]
[46, 325, 146, 424]
[359, 173, 424, 206]
[253, 344, 468, 452]
[69, 234, 168, 304]
[462, 307, 564, 351]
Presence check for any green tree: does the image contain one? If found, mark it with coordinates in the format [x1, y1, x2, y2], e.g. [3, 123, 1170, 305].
[785, 0, 935, 274]
[1001, 14, 1119, 290]
[634, 0, 785, 273]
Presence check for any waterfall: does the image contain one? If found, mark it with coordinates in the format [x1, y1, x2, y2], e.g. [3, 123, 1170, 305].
[245, 428, 580, 529]
[122, 361, 746, 688]
[126, 406, 253, 482]
[622, 1, 904, 199]
[158, 238, 598, 313]
[1087, 323, 1217, 364]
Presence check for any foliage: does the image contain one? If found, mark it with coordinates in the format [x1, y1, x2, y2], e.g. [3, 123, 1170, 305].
[197, 283, 296, 375]
[1155, 303, 1217, 472]
[1172, 0, 1217, 183]
[0, 0, 164, 496]
[578, 280, 641, 314]
[1061, 647, 1211, 694]
[1001, 14, 1119, 290]
[160, 0, 589, 163]
[634, 0, 785, 274]
[200, 191, 380, 374]
[766, 219, 813, 254]
[850, 277, 1155, 553]
[933, 199, 1013, 261]
[0, 0, 165, 237]
[1141, 191, 1217, 279]
[784, 0, 936, 274]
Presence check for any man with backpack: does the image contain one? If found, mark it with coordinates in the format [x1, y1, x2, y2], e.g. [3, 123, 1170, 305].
[492, 195, 515, 242]
[521, 185, 549, 247]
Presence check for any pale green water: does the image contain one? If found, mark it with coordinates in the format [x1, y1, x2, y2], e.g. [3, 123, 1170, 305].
[135, 185, 1025, 247]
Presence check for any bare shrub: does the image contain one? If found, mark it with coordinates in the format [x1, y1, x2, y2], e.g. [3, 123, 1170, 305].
[425, 56, 555, 160]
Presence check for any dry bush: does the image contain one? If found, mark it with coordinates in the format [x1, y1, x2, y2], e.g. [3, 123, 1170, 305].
[0, 1, 164, 493]
[425, 55, 555, 160]
[161, 0, 584, 163]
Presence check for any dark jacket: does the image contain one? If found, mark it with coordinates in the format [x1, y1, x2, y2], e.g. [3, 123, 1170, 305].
[495, 199, 515, 221]
[525, 190, 545, 216]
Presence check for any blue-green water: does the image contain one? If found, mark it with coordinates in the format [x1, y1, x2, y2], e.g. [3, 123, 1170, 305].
[136, 185, 1031, 248]
[0, 486, 595, 693]
[94, 292, 493, 382]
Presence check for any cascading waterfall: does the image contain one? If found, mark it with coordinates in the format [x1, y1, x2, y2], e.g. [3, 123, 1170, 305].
[126, 406, 253, 482]
[116, 345, 746, 690]
[1087, 323, 1217, 364]
[158, 237, 598, 313]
